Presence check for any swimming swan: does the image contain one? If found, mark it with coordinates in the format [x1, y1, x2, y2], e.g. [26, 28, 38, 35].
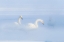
[28, 19, 44, 29]
[14, 16, 23, 25]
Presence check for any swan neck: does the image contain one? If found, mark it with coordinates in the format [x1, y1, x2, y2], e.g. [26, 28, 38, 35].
[35, 20, 38, 27]
[18, 18, 21, 24]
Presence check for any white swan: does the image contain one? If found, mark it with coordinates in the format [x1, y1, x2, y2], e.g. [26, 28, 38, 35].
[28, 19, 44, 29]
[14, 15, 23, 25]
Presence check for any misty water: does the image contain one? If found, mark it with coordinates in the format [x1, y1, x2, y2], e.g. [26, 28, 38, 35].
[0, 15, 64, 42]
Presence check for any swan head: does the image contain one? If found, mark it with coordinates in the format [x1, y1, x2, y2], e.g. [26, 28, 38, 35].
[38, 19, 44, 25]
[36, 19, 44, 25]
[41, 20, 44, 25]
[20, 16, 23, 20]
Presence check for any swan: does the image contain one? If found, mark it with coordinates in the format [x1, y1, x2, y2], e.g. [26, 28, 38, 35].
[14, 15, 23, 25]
[28, 19, 44, 29]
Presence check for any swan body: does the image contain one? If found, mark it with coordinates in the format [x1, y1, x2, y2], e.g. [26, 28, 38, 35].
[14, 15, 23, 25]
[28, 23, 37, 28]
[28, 19, 44, 29]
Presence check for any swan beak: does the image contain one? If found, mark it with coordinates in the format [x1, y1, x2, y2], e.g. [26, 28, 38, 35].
[42, 23, 44, 25]
[21, 18, 23, 20]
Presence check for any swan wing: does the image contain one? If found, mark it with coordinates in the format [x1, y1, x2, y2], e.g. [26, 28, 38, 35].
[28, 23, 35, 26]
[14, 22, 18, 25]
[28, 23, 36, 28]
[28, 23, 33, 25]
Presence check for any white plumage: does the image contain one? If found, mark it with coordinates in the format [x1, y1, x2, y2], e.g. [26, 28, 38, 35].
[14, 15, 23, 25]
[28, 19, 44, 29]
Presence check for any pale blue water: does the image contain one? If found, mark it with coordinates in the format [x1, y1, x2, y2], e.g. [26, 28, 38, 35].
[0, 0, 64, 42]
[0, 15, 64, 42]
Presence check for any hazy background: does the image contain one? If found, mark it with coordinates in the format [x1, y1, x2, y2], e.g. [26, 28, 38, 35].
[0, 0, 64, 42]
